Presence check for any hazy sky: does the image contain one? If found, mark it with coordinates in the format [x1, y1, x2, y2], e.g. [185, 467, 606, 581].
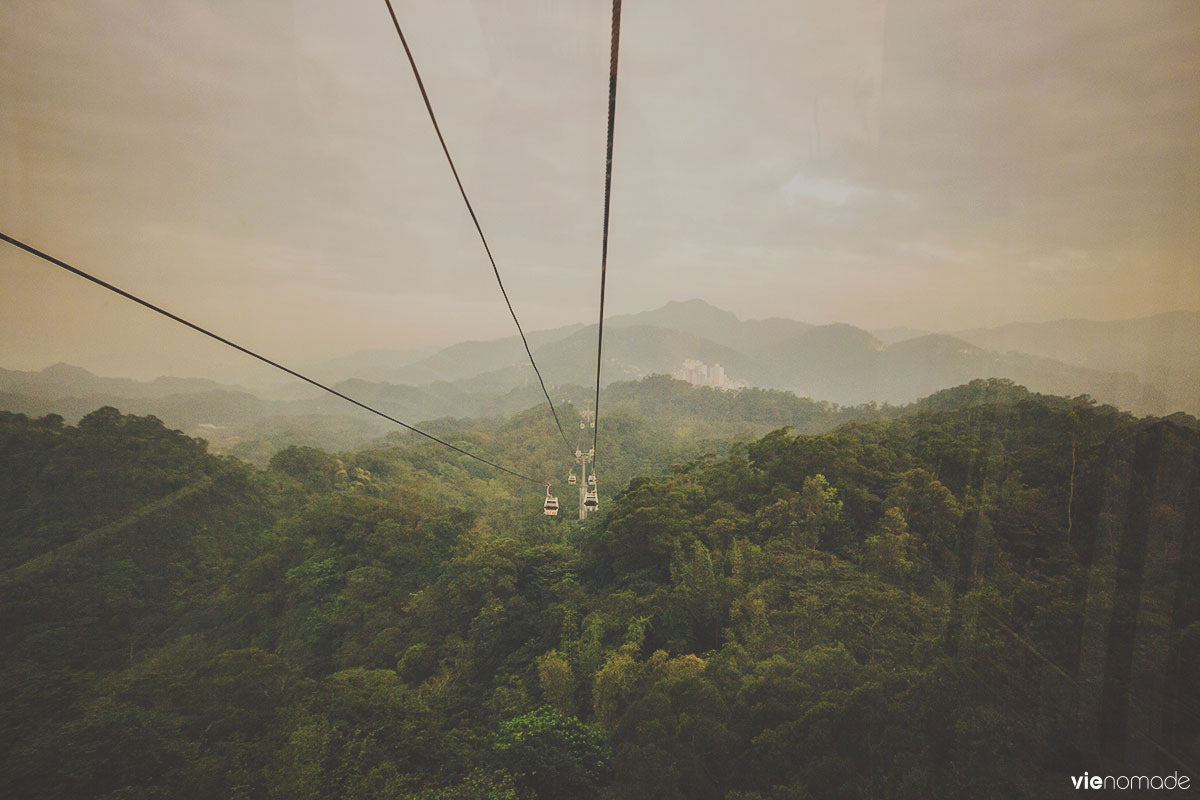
[2, 0, 1198, 379]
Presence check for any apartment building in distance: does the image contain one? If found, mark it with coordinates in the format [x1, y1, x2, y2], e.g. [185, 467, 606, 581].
[670, 359, 746, 390]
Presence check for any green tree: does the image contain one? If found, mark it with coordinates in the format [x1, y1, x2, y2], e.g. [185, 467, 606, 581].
[865, 507, 918, 584]
[885, 468, 961, 569]
[536, 650, 576, 715]
[797, 473, 847, 551]
[493, 708, 610, 800]
[269, 445, 337, 492]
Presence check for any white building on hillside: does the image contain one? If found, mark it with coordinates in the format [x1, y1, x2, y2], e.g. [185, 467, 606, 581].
[670, 359, 743, 390]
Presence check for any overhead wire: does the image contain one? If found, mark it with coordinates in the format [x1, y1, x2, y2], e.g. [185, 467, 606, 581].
[591, 0, 623, 466]
[0, 231, 543, 486]
[380, 0, 574, 459]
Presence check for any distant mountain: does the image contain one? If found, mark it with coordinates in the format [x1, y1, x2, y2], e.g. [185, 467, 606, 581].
[882, 335, 1163, 413]
[871, 326, 932, 344]
[381, 300, 809, 391]
[0, 363, 235, 400]
[303, 326, 589, 387]
[282, 300, 1183, 415]
[383, 299, 790, 387]
[0, 364, 587, 464]
[377, 324, 588, 385]
[305, 347, 435, 384]
[954, 311, 1200, 414]
[0, 388, 268, 430]
[607, 298, 742, 336]
[2, 302, 1187, 463]
[415, 317, 1164, 413]
[533, 324, 768, 386]
[608, 299, 812, 353]
[756, 327, 1163, 411]
[765, 323, 885, 400]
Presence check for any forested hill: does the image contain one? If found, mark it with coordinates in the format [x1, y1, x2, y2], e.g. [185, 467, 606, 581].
[0, 368, 900, 466]
[1, 380, 1197, 799]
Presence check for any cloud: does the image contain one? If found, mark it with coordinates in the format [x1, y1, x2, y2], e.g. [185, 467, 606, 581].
[781, 174, 916, 211]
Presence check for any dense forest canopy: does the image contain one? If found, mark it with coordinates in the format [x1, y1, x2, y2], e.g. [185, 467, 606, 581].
[1, 378, 1197, 799]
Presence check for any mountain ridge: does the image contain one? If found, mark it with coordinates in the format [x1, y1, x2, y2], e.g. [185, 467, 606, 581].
[1, 301, 1191, 459]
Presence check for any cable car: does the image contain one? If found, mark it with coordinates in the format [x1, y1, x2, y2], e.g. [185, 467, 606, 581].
[543, 485, 559, 516]
[568, 471, 577, 485]
[588, 474, 596, 487]
[584, 489, 598, 511]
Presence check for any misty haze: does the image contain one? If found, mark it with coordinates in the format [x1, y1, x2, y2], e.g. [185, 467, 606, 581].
[1, 1, 1198, 798]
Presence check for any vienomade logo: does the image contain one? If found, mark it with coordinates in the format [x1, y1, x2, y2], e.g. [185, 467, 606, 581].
[1070, 772, 1191, 791]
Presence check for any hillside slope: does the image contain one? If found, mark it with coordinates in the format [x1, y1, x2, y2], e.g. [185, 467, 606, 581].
[1, 383, 1196, 798]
